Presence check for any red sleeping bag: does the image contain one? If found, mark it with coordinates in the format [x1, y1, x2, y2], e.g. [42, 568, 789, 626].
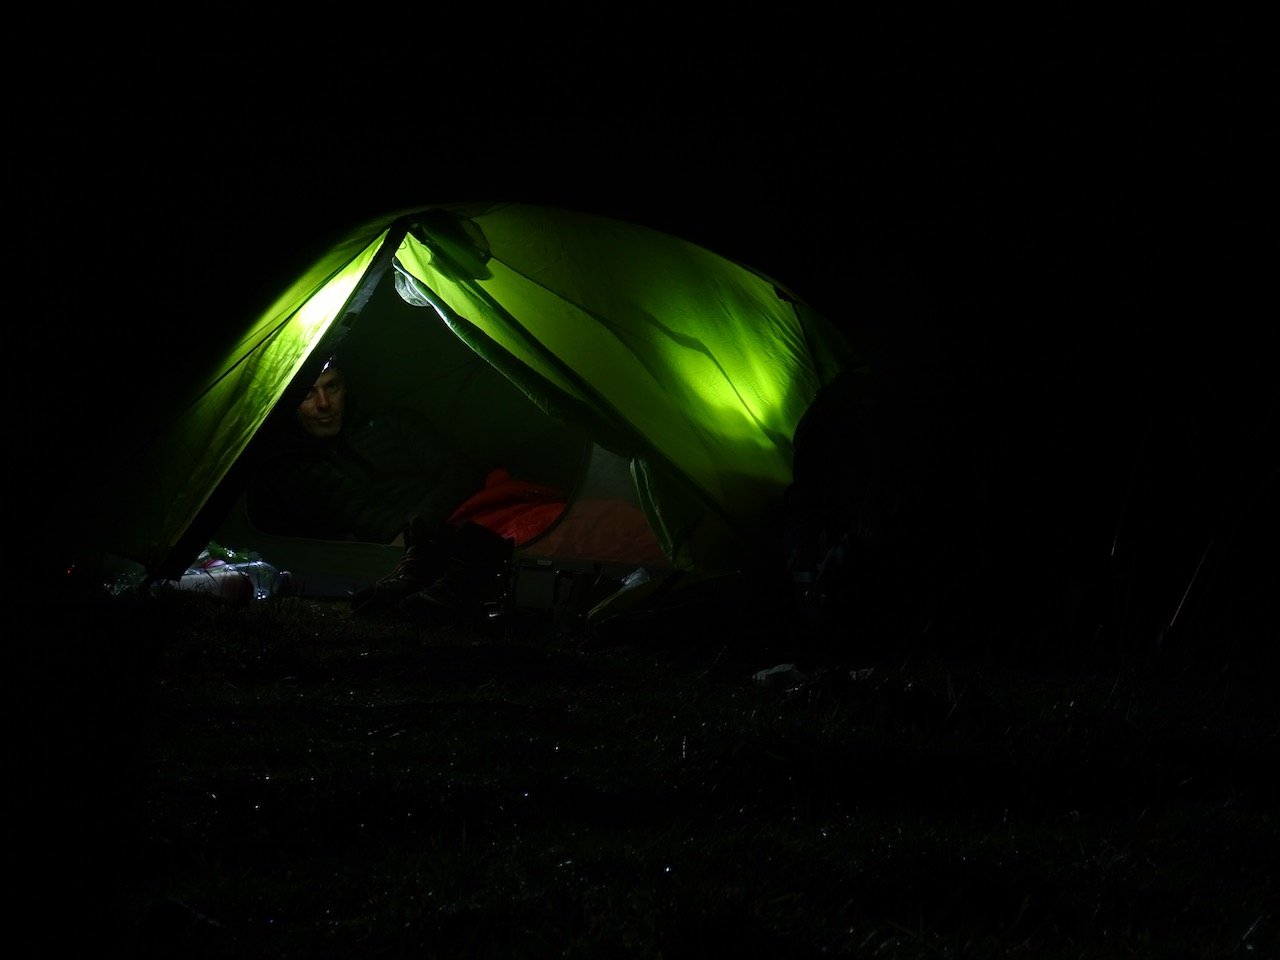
[448, 468, 668, 567]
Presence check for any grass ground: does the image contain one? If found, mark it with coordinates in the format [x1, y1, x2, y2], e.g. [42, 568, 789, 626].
[18, 569, 1277, 959]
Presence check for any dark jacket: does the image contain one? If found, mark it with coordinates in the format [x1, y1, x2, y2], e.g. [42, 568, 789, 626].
[248, 400, 486, 543]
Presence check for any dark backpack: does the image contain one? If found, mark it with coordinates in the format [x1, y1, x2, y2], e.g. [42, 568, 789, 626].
[781, 363, 964, 648]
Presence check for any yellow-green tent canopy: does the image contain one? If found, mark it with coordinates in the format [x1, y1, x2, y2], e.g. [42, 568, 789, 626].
[80, 202, 858, 587]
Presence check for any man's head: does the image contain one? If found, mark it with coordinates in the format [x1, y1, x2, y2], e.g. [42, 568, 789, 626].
[296, 357, 347, 439]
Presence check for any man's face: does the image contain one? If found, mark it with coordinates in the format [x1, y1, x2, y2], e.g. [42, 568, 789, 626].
[297, 366, 347, 439]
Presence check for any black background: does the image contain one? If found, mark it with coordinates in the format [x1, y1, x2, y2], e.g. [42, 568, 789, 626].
[10, 23, 1271, 643]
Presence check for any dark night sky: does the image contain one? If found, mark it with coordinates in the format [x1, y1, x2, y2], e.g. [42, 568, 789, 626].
[11, 26, 1272, 608]
[24, 41, 1263, 394]
[18, 30, 1261, 360]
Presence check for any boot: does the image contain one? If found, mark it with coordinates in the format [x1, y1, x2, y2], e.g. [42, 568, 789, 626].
[400, 521, 515, 620]
[350, 516, 449, 616]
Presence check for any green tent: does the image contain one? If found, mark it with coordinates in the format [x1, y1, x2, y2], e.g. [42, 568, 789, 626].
[77, 202, 858, 605]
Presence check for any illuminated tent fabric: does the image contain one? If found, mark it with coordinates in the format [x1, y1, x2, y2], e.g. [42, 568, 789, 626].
[79, 202, 858, 598]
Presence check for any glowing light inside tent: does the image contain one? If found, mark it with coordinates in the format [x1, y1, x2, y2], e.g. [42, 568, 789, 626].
[291, 269, 362, 348]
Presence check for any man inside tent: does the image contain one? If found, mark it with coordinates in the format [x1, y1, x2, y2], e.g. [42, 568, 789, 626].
[248, 352, 566, 618]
